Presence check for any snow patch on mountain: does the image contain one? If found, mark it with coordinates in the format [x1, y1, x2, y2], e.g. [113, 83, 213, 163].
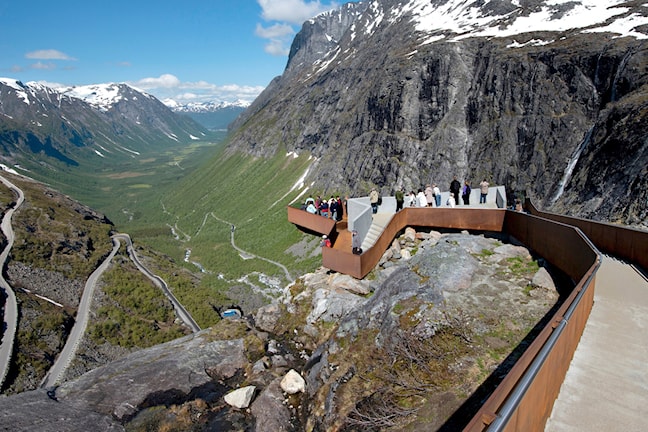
[55, 83, 157, 112]
[0, 78, 30, 105]
[401, 0, 648, 43]
[0, 79, 156, 112]
[164, 99, 250, 113]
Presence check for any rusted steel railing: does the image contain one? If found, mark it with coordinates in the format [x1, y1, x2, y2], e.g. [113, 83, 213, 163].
[525, 199, 648, 271]
[321, 207, 507, 279]
[465, 211, 600, 431]
[287, 206, 337, 237]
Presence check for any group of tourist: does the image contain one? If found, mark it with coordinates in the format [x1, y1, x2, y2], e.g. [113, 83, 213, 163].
[303, 195, 346, 221]
[449, 176, 489, 206]
[302, 178, 493, 252]
[392, 177, 490, 210]
[396, 183, 443, 210]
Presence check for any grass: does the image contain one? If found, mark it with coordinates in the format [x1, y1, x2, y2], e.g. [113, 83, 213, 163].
[88, 253, 190, 348]
[2, 129, 331, 381]
[505, 256, 540, 278]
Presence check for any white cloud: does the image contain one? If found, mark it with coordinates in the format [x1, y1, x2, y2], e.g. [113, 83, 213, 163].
[129, 74, 265, 104]
[264, 39, 291, 56]
[255, 0, 341, 56]
[133, 73, 181, 89]
[255, 22, 295, 39]
[25, 49, 76, 61]
[258, 0, 338, 24]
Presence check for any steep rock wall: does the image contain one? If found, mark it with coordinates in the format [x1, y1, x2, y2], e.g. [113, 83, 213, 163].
[228, 2, 648, 226]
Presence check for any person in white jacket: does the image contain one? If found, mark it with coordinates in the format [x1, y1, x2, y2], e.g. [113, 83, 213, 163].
[446, 192, 456, 208]
[417, 188, 428, 207]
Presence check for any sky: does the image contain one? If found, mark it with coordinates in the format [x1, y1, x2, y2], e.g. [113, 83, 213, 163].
[0, 0, 358, 104]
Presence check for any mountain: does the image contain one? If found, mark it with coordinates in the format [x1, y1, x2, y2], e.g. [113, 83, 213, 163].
[228, 0, 648, 227]
[164, 99, 249, 130]
[0, 79, 210, 174]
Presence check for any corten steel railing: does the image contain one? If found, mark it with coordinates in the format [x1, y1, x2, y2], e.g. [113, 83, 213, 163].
[465, 211, 600, 431]
[321, 207, 507, 279]
[286, 206, 337, 237]
[525, 199, 648, 272]
[287, 204, 607, 431]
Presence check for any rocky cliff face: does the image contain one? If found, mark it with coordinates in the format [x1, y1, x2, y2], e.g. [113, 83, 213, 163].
[229, 0, 648, 227]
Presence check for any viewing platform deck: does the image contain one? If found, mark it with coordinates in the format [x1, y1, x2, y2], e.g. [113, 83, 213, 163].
[545, 255, 648, 431]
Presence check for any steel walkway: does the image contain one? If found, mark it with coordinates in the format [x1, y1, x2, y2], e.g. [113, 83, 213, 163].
[545, 255, 648, 431]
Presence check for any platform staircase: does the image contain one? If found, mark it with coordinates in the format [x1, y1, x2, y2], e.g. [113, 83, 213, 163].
[360, 212, 394, 251]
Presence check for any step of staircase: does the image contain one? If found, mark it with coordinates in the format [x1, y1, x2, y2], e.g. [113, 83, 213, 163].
[361, 213, 393, 250]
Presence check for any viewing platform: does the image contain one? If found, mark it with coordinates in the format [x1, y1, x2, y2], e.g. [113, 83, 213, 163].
[287, 191, 648, 431]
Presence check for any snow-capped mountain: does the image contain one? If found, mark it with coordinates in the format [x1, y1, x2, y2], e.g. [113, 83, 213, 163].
[284, 0, 647, 79]
[164, 99, 250, 130]
[164, 99, 250, 113]
[0, 78, 208, 173]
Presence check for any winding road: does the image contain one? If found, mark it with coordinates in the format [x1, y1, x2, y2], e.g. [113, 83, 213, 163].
[2, 173, 280, 391]
[0, 174, 201, 390]
[210, 212, 294, 283]
[0, 176, 25, 390]
[40, 233, 201, 388]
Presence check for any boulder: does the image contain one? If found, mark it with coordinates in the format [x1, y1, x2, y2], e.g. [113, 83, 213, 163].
[329, 273, 371, 295]
[255, 303, 283, 333]
[306, 287, 364, 324]
[224, 385, 256, 409]
[55, 332, 248, 421]
[280, 369, 306, 394]
[404, 227, 417, 243]
[493, 244, 532, 260]
[251, 379, 292, 432]
[531, 267, 557, 295]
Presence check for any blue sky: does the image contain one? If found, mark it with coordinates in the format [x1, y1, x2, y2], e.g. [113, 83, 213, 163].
[0, 0, 357, 104]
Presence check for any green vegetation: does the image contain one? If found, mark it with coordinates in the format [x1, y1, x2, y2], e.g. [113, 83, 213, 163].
[11, 128, 326, 325]
[7, 292, 74, 394]
[476, 248, 495, 258]
[88, 255, 189, 348]
[505, 256, 540, 277]
[110, 143, 323, 313]
[7, 180, 114, 279]
[132, 247, 228, 328]
[0, 134, 328, 392]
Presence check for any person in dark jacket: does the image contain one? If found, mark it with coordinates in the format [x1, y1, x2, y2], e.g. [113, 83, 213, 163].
[461, 180, 471, 205]
[450, 176, 461, 204]
[395, 188, 404, 212]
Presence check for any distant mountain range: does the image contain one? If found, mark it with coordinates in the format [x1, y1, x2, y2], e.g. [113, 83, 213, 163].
[0, 79, 209, 172]
[164, 99, 249, 131]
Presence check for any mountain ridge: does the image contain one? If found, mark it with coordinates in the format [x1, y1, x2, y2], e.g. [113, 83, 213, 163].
[0, 79, 209, 173]
[0, 78, 206, 164]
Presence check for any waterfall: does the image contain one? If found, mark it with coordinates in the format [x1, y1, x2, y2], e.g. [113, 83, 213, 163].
[611, 50, 633, 102]
[550, 127, 594, 205]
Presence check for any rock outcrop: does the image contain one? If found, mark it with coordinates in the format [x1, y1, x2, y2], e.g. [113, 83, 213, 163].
[0, 228, 562, 431]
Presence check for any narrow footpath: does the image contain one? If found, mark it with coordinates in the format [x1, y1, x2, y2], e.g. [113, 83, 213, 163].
[545, 255, 648, 432]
